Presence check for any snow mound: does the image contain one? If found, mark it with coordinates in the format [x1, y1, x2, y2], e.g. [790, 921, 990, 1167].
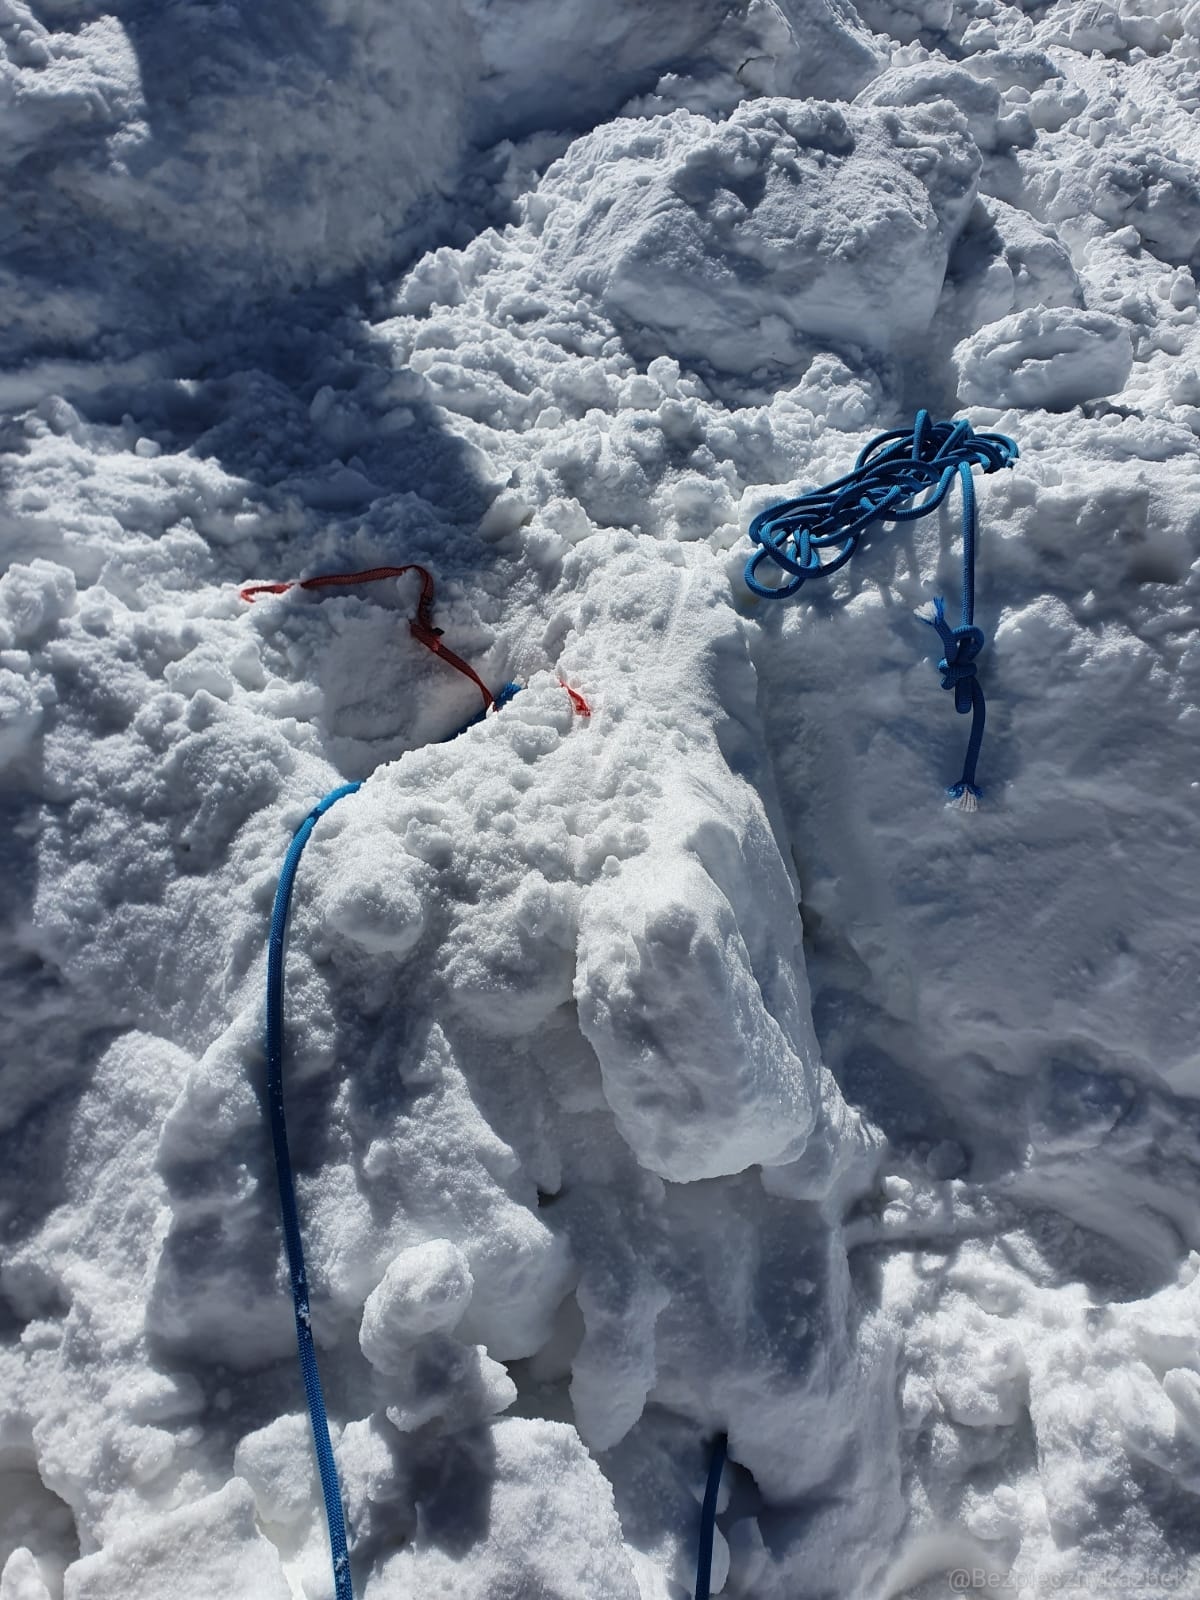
[953, 305, 1135, 410]
[361, 1240, 474, 1347]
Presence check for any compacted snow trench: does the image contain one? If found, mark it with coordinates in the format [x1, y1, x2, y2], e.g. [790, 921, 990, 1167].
[3, 1, 1200, 1597]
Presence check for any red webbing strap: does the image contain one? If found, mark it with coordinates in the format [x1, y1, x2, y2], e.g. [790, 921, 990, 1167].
[239, 565, 495, 712]
[559, 681, 591, 717]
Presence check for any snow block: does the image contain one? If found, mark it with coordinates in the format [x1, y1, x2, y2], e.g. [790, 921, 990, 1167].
[577, 801, 821, 1183]
[533, 97, 981, 372]
[233, 1414, 319, 1534]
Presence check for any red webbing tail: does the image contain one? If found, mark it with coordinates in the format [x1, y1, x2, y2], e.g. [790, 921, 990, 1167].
[239, 564, 493, 711]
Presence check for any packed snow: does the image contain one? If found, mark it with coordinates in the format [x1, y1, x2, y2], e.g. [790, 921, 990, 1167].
[2, 1, 1199, 1598]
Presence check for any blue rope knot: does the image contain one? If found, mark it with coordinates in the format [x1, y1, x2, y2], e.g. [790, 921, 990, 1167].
[744, 410, 1018, 803]
[941, 643, 981, 700]
[922, 597, 984, 703]
[917, 596, 986, 803]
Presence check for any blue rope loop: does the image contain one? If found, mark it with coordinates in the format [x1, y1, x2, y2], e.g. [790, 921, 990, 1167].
[695, 1433, 728, 1600]
[744, 411, 1017, 802]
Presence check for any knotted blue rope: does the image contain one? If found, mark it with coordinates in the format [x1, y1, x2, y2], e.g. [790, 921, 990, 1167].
[695, 1433, 728, 1600]
[744, 411, 1018, 806]
[267, 781, 362, 1600]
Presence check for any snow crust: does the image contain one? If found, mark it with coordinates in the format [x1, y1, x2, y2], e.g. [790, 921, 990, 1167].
[2, 0, 1200, 1597]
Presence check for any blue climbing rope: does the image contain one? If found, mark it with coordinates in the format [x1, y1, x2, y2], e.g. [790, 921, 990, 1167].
[695, 1433, 728, 1600]
[267, 781, 362, 1600]
[452, 679, 522, 737]
[744, 411, 1018, 806]
[264, 684, 527, 1600]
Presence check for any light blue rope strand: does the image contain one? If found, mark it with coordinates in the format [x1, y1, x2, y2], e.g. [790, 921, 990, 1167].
[744, 411, 1017, 801]
[695, 1434, 728, 1600]
[267, 781, 362, 1600]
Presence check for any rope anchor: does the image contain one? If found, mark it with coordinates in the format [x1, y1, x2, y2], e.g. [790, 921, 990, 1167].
[744, 410, 1018, 806]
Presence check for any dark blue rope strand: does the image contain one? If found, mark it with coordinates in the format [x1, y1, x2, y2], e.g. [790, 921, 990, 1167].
[695, 1433, 728, 1600]
[744, 411, 1017, 803]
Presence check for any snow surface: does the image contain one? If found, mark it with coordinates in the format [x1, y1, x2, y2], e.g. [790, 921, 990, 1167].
[2, 0, 1200, 1597]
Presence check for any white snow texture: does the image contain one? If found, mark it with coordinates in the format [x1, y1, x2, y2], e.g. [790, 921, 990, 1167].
[2, 0, 1199, 1597]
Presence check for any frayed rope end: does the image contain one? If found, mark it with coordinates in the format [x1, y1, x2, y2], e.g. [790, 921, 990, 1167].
[946, 782, 980, 813]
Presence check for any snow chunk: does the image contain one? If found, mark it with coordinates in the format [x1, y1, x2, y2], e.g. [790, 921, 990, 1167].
[61, 1479, 290, 1600]
[1088, 151, 1200, 267]
[478, 487, 535, 541]
[0, 560, 76, 650]
[1061, 1, 1131, 53]
[953, 305, 1134, 411]
[361, 1240, 474, 1352]
[940, 196, 1083, 341]
[793, 352, 885, 430]
[1040, 0, 1136, 56]
[1, 1549, 53, 1600]
[232, 1414, 317, 1533]
[577, 805, 820, 1182]
[855, 63, 1004, 152]
[534, 98, 980, 373]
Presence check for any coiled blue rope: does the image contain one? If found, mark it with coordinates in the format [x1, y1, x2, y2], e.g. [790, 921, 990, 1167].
[267, 781, 362, 1600]
[695, 1433, 728, 1600]
[744, 411, 1018, 806]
